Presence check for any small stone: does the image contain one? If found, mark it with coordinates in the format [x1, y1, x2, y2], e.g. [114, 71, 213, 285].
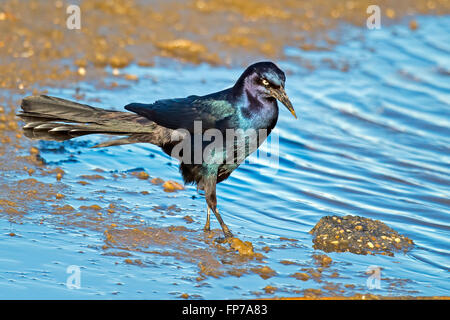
[133, 171, 149, 180]
[109, 55, 131, 69]
[386, 8, 396, 19]
[162, 180, 184, 192]
[230, 238, 255, 256]
[150, 177, 164, 185]
[125, 74, 138, 81]
[291, 272, 310, 281]
[77, 67, 86, 76]
[263, 285, 277, 294]
[313, 254, 333, 267]
[409, 20, 418, 31]
[251, 266, 276, 280]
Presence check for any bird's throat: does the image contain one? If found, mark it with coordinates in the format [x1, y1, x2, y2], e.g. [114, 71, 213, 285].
[244, 87, 277, 114]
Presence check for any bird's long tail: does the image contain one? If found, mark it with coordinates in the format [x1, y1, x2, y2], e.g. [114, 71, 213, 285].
[17, 95, 169, 148]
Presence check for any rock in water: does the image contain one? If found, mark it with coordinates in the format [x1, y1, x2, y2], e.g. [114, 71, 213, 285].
[310, 215, 414, 256]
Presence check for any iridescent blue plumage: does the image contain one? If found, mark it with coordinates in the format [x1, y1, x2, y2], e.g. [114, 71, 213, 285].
[125, 61, 296, 239]
[19, 61, 296, 239]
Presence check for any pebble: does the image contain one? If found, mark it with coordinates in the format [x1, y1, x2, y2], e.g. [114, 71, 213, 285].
[77, 67, 86, 76]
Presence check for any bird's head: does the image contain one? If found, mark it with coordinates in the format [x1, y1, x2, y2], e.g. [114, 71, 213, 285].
[235, 61, 297, 119]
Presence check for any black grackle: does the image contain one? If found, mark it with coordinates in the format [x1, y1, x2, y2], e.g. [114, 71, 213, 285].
[18, 61, 296, 240]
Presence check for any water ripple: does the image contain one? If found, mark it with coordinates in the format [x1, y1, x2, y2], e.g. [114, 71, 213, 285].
[10, 16, 449, 297]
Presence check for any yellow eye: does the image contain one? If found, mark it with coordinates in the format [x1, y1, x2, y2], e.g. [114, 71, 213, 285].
[262, 79, 269, 86]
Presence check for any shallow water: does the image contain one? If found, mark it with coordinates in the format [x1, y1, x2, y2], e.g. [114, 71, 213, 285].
[1, 16, 449, 298]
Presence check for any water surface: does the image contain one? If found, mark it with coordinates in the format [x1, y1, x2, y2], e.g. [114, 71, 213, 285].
[1, 16, 449, 298]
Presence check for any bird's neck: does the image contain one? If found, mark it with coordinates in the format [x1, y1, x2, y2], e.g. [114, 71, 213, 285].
[230, 73, 278, 129]
[233, 90, 278, 132]
[244, 87, 274, 111]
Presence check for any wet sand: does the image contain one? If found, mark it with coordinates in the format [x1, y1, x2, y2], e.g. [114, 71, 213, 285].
[1, 0, 449, 89]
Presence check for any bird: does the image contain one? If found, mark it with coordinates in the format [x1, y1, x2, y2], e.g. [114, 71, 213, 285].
[18, 61, 296, 240]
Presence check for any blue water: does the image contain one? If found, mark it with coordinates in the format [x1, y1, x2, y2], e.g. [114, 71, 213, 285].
[1, 15, 449, 298]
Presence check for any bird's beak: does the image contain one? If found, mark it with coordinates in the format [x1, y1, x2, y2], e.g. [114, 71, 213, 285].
[269, 87, 297, 119]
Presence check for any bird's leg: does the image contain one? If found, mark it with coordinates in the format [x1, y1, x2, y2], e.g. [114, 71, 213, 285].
[213, 208, 233, 239]
[204, 174, 233, 240]
[204, 206, 211, 232]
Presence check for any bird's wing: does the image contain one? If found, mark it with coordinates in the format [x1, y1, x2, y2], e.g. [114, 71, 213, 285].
[124, 93, 235, 132]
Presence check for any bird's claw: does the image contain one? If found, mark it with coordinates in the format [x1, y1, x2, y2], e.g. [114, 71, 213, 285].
[214, 236, 228, 244]
[214, 232, 234, 244]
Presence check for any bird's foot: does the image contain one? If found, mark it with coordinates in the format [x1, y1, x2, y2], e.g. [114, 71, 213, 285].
[214, 231, 234, 244]
[214, 236, 228, 244]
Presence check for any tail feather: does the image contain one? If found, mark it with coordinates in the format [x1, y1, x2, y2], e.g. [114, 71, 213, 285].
[17, 95, 173, 146]
[20, 95, 110, 123]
